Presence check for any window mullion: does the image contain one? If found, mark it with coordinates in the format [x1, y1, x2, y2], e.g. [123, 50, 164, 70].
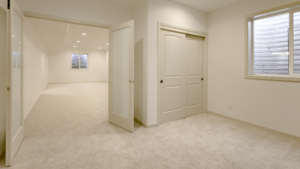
[289, 12, 294, 76]
[79, 54, 81, 69]
[251, 20, 254, 75]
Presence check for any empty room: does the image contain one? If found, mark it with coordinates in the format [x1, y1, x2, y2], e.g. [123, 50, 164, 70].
[0, 0, 300, 168]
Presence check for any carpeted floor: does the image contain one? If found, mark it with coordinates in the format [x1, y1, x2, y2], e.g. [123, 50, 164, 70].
[1, 82, 300, 169]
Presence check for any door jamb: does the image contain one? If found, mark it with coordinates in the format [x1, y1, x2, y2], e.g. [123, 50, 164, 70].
[157, 22, 208, 126]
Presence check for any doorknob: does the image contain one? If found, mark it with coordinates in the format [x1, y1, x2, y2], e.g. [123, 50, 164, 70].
[129, 80, 131, 83]
[160, 80, 163, 83]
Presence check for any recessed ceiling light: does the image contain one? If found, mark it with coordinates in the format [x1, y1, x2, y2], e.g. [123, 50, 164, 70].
[82, 33, 86, 35]
[107, 43, 109, 45]
[19, 42, 21, 44]
[98, 47, 101, 49]
[74, 46, 76, 47]
[12, 35, 15, 37]
[77, 41, 80, 43]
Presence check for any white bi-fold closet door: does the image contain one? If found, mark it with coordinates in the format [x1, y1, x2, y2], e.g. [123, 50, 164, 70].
[160, 30, 204, 124]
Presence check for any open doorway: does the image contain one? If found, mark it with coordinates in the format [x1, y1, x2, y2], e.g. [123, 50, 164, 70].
[23, 17, 110, 137]
[1, 0, 137, 165]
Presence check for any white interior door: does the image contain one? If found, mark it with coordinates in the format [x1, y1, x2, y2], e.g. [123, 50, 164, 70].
[6, 0, 25, 166]
[160, 30, 186, 124]
[109, 20, 134, 132]
[185, 35, 204, 117]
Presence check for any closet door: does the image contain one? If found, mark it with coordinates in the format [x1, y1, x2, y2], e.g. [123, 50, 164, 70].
[185, 35, 204, 117]
[160, 30, 186, 124]
[6, 0, 25, 166]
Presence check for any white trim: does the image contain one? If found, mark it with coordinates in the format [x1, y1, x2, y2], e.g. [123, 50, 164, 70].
[208, 111, 300, 141]
[245, 2, 300, 82]
[159, 22, 207, 38]
[23, 11, 110, 29]
[157, 22, 208, 126]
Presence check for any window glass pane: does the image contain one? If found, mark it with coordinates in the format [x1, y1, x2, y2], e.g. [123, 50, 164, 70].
[294, 12, 300, 74]
[80, 54, 88, 69]
[72, 54, 79, 69]
[254, 13, 289, 75]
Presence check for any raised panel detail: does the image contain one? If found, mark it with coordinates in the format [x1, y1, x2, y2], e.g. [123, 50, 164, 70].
[164, 36, 182, 77]
[164, 86, 181, 112]
[186, 84, 200, 106]
[186, 39, 201, 76]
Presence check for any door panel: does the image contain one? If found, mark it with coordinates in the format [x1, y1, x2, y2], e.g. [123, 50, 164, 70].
[112, 27, 130, 119]
[6, 0, 25, 166]
[164, 86, 182, 112]
[109, 20, 134, 132]
[186, 84, 201, 106]
[165, 36, 182, 76]
[160, 31, 186, 124]
[185, 35, 204, 117]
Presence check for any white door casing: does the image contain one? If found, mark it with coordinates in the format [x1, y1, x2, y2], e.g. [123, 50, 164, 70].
[108, 20, 135, 132]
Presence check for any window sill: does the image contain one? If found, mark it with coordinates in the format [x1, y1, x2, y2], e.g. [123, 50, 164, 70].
[245, 74, 300, 82]
[70, 69, 89, 71]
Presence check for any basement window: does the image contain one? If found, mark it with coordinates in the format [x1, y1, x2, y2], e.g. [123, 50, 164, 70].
[246, 3, 300, 82]
[71, 54, 88, 70]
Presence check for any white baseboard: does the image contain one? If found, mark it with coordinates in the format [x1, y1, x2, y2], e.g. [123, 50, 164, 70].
[208, 111, 300, 140]
[134, 118, 158, 128]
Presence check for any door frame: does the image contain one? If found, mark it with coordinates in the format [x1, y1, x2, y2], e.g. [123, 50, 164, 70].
[157, 22, 208, 126]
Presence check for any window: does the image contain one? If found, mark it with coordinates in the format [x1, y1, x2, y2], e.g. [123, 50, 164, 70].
[246, 3, 300, 81]
[71, 54, 88, 70]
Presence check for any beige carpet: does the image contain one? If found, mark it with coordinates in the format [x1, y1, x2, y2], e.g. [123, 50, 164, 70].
[1, 82, 300, 169]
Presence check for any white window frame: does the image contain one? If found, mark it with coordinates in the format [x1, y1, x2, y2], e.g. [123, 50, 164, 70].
[245, 2, 300, 82]
[71, 53, 89, 71]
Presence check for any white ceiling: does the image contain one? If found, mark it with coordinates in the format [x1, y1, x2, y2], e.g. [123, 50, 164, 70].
[110, 0, 138, 5]
[108, 0, 244, 13]
[28, 18, 109, 52]
[171, 0, 244, 12]
[64, 24, 109, 50]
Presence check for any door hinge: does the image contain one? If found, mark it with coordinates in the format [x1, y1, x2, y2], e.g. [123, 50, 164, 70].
[8, 0, 10, 9]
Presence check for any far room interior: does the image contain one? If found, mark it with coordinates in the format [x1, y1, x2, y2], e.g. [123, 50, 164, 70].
[21, 17, 112, 135]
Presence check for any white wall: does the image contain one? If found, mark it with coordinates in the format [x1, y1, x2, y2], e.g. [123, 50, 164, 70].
[208, 0, 300, 137]
[133, 0, 148, 124]
[23, 18, 49, 119]
[16, 0, 133, 26]
[146, 0, 208, 125]
[0, 6, 6, 158]
[48, 48, 108, 84]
